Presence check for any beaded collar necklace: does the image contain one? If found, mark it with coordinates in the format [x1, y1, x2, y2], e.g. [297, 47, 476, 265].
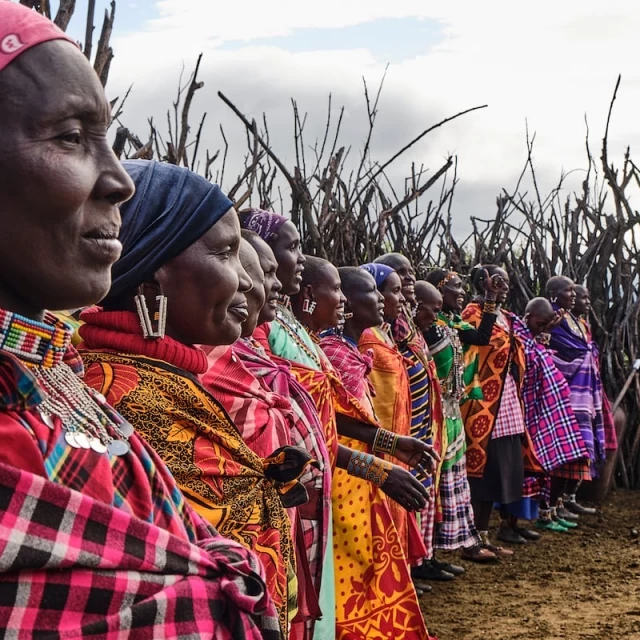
[275, 304, 321, 369]
[0, 309, 70, 367]
[0, 308, 132, 456]
[436, 319, 466, 401]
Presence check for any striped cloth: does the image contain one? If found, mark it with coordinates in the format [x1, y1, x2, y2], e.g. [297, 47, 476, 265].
[434, 457, 482, 551]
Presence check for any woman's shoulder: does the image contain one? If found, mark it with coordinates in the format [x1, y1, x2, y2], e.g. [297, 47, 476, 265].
[82, 354, 142, 407]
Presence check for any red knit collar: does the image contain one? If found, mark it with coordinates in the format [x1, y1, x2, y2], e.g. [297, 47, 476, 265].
[79, 309, 209, 375]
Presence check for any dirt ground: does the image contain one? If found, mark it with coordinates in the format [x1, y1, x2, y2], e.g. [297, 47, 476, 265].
[422, 490, 640, 640]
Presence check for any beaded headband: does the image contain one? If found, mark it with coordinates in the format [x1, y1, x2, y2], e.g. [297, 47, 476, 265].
[437, 271, 459, 290]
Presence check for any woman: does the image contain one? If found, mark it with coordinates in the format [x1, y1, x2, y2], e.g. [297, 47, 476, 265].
[0, 5, 277, 638]
[545, 276, 609, 516]
[375, 256, 460, 582]
[422, 270, 503, 561]
[460, 266, 541, 553]
[235, 230, 333, 636]
[357, 263, 430, 566]
[573, 284, 618, 463]
[317, 266, 434, 639]
[80, 160, 297, 637]
[202, 237, 292, 457]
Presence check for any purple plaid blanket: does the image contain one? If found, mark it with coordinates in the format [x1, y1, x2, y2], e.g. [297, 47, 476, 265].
[549, 314, 606, 469]
[513, 316, 589, 472]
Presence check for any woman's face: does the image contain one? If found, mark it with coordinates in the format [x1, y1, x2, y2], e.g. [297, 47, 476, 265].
[414, 287, 443, 332]
[346, 272, 385, 330]
[156, 208, 252, 346]
[392, 256, 417, 306]
[253, 240, 282, 326]
[239, 240, 265, 338]
[270, 221, 305, 296]
[441, 274, 466, 312]
[308, 264, 347, 331]
[573, 287, 590, 316]
[381, 272, 406, 321]
[0, 41, 134, 318]
[555, 280, 576, 311]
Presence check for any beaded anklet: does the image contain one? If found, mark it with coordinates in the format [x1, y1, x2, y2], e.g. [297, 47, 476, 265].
[347, 451, 392, 487]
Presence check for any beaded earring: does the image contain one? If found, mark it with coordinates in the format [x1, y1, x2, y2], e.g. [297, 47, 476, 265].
[135, 283, 167, 339]
[551, 296, 558, 304]
[302, 298, 317, 314]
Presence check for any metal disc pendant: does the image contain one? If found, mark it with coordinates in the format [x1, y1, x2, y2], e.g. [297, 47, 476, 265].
[64, 431, 80, 448]
[90, 438, 108, 454]
[40, 412, 55, 429]
[73, 432, 91, 449]
[118, 421, 134, 438]
[92, 391, 107, 404]
[107, 439, 131, 457]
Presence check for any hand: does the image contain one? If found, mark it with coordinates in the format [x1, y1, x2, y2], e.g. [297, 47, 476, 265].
[380, 465, 430, 511]
[544, 311, 563, 331]
[483, 269, 505, 296]
[394, 436, 439, 477]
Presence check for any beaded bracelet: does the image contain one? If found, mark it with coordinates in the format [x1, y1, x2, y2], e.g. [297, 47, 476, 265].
[483, 300, 497, 315]
[347, 451, 392, 487]
[372, 428, 399, 456]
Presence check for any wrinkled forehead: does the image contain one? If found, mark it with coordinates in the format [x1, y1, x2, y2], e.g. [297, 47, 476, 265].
[0, 40, 108, 128]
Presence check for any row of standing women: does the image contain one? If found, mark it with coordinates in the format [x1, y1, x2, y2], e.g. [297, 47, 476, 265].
[0, 4, 616, 639]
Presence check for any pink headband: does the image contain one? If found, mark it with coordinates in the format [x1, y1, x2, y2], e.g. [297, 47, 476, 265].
[0, 1, 77, 74]
[241, 209, 289, 242]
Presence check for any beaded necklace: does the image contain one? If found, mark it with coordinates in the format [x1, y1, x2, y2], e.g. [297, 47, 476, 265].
[565, 312, 585, 339]
[275, 305, 322, 369]
[439, 312, 466, 401]
[0, 309, 132, 456]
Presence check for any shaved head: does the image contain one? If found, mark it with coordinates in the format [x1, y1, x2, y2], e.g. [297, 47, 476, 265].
[415, 280, 441, 304]
[546, 275, 574, 297]
[525, 297, 554, 316]
[414, 280, 442, 331]
[525, 296, 556, 336]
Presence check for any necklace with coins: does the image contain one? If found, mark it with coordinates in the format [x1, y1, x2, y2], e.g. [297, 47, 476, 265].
[0, 310, 132, 456]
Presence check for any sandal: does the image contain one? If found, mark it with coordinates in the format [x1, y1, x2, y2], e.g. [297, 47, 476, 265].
[460, 544, 498, 564]
[483, 542, 514, 557]
[479, 531, 514, 557]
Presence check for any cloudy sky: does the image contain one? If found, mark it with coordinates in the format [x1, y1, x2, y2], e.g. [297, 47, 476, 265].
[63, 0, 640, 236]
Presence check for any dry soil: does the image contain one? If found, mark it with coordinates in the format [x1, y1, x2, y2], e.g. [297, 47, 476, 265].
[422, 490, 640, 640]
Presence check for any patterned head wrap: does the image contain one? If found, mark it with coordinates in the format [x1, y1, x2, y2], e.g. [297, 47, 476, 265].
[241, 209, 288, 243]
[360, 263, 395, 289]
[104, 160, 233, 302]
[0, 2, 77, 73]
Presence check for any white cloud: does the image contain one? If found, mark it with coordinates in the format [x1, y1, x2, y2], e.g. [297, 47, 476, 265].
[106, 0, 640, 234]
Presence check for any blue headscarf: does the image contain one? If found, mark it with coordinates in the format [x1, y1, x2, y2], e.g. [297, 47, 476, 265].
[360, 263, 395, 289]
[105, 160, 233, 302]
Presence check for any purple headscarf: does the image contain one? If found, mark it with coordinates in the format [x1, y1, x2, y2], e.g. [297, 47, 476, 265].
[241, 209, 288, 242]
[360, 263, 395, 289]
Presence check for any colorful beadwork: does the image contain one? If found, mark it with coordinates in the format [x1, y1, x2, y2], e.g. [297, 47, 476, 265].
[347, 451, 392, 487]
[373, 428, 399, 456]
[0, 309, 132, 456]
[276, 305, 322, 369]
[0, 309, 70, 367]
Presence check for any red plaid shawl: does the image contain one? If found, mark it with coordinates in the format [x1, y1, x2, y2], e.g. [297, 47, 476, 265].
[0, 461, 280, 639]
